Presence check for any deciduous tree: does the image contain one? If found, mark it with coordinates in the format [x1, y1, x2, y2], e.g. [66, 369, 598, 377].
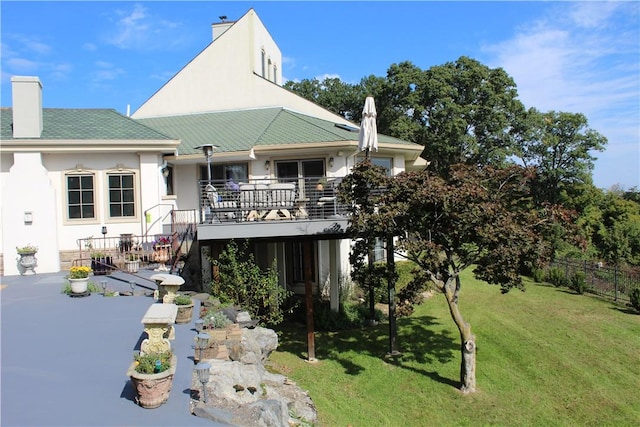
[513, 109, 607, 205]
[340, 162, 570, 393]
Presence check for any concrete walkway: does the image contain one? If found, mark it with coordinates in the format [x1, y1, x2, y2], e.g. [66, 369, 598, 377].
[1, 270, 226, 426]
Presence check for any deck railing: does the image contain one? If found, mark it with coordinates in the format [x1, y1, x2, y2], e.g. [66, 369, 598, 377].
[198, 177, 348, 224]
[74, 233, 178, 273]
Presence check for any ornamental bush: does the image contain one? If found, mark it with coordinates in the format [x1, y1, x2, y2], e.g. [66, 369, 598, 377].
[569, 271, 587, 294]
[210, 240, 291, 326]
[531, 267, 546, 283]
[203, 310, 231, 329]
[546, 267, 568, 288]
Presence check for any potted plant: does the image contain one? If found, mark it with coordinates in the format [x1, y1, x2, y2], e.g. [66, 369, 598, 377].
[67, 265, 92, 294]
[174, 294, 194, 324]
[124, 253, 140, 273]
[91, 252, 112, 276]
[16, 244, 38, 275]
[203, 310, 231, 342]
[127, 351, 177, 409]
[153, 237, 171, 271]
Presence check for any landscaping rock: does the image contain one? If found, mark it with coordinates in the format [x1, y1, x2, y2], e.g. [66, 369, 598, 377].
[191, 325, 316, 426]
[228, 327, 278, 365]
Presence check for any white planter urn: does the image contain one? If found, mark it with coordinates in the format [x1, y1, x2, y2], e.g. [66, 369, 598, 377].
[69, 277, 89, 294]
[18, 252, 37, 275]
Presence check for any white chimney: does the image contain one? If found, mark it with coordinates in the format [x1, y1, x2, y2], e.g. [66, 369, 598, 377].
[11, 76, 43, 138]
[211, 16, 234, 41]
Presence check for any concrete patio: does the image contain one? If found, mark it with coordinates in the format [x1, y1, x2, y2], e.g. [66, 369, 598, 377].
[1, 270, 227, 426]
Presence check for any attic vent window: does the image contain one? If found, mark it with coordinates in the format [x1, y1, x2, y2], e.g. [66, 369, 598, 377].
[335, 123, 359, 132]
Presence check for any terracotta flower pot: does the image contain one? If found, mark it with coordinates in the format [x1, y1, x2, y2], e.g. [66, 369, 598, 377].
[127, 355, 177, 409]
[175, 302, 194, 324]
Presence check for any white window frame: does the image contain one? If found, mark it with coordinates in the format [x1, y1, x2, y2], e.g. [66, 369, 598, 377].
[64, 171, 97, 222]
[106, 170, 138, 220]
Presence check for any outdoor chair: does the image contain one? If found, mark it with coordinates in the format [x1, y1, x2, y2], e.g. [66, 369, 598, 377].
[264, 182, 296, 220]
[239, 183, 259, 221]
[205, 184, 238, 222]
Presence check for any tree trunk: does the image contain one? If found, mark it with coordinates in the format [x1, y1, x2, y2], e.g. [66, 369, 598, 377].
[460, 334, 476, 394]
[443, 276, 477, 394]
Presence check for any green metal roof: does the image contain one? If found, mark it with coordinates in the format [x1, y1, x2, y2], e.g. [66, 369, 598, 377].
[136, 107, 415, 155]
[0, 108, 174, 140]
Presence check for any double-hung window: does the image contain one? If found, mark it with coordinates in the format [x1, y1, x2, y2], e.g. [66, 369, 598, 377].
[108, 173, 135, 218]
[67, 174, 95, 220]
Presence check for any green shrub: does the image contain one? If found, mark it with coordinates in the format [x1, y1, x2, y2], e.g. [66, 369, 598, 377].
[210, 240, 291, 326]
[531, 267, 546, 283]
[629, 288, 640, 313]
[174, 294, 192, 305]
[203, 310, 232, 328]
[134, 351, 172, 374]
[546, 267, 568, 288]
[569, 271, 587, 294]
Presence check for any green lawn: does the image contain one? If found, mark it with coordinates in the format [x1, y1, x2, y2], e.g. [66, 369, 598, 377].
[269, 269, 640, 426]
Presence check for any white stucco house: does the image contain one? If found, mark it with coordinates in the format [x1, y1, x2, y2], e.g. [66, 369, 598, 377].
[1, 9, 426, 307]
[1, 76, 180, 276]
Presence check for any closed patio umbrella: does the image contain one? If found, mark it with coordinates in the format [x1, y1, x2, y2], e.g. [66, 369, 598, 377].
[358, 96, 378, 158]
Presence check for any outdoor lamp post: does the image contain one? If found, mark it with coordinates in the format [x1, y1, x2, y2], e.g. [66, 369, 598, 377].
[129, 281, 136, 295]
[194, 318, 204, 333]
[196, 144, 217, 183]
[101, 279, 107, 296]
[196, 333, 209, 362]
[194, 362, 211, 403]
[101, 225, 107, 251]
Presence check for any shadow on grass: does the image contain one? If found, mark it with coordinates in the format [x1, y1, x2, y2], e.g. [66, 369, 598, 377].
[275, 314, 459, 388]
[610, 305, 639, 315]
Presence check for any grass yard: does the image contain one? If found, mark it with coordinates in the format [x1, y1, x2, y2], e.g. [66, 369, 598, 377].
[268, 268, 640, 426]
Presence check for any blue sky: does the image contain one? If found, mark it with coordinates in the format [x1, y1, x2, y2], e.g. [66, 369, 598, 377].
[1, 1, 638, 190]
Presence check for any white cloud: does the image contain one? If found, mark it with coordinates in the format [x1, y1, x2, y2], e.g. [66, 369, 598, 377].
[49, 63, 73, 80]
[566, 1, 620, 29]
[10, 34, 52, 55]
[104, 3, 187, 51]
[91, 61, 125, 82]
[108, 3, 149, 49]
[483, 2, 640, 188]
[316, 73, 341, 81]
[6, 57, 40, 72]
